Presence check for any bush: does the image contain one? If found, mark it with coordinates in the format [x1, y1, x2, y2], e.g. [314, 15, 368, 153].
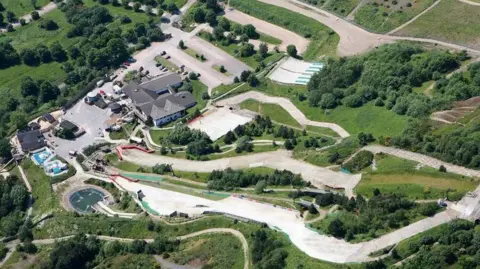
[31, 11, 40, 20]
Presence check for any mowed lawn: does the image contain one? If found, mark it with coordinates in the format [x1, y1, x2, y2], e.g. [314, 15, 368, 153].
[354, 0, 436, 33]
[324, 0, 361, 17]
[0, 9, 79, 50]
[396, 0, 480, 49]
[355, 154, 477, 200]
[240, 99, 301, 128]
[1, 0, 50, 17]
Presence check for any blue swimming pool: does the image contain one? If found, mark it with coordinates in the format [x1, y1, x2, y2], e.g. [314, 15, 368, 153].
[32, 148, 53, 166]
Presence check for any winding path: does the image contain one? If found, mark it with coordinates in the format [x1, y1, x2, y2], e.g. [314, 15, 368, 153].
[458, 0, 480, 6]
[216, 91, 350, 138]
[387, 0, 444, 34]
[363, 145, 480, 178]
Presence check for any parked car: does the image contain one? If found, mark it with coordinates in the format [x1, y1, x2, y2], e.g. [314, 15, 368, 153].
[161, 51, 167, 56]
[183, 71, 188, 75]
[166, 55, 171, 59]
[127, 57, 136, 63]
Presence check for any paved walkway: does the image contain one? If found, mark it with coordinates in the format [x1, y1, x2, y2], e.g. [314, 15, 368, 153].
[363, 145, 480, 178]
[216, 91, 350, 138]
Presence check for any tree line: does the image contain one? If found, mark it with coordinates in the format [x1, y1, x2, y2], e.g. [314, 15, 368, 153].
[315, 190, 441, 241]
[0, 175, 29, 238]
[207, 167, 307, 191]
[307, 44, 468, 118]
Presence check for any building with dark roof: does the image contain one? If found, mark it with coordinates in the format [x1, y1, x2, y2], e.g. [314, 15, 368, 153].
[109, 102, 122, 114]
[41, 113, 56, 123]
[122, 73, 196, 127]
[16, 130, 46, 152]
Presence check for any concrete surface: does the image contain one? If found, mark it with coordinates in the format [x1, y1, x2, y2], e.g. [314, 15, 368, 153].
[216, 91, 350, 138]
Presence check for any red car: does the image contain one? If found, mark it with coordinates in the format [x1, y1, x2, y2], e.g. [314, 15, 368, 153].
[122, 61, 130, 66]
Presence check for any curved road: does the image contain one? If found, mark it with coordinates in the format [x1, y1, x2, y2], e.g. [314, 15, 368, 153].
[120, 147, 362, 191]
[216, 91, 350, 138]
[259, 0, 480, 56]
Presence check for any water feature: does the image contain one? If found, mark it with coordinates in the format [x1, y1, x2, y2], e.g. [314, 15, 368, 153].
[31, 147, 53, 166]
[69, 188, 106, 213]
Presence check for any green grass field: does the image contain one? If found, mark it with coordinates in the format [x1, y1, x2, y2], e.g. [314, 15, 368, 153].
[257, 31, 282, 45]
[354, 0, 436, 33]
[323, 0, 361, 17]
[190, 80, 209, 110]
[395, 0, 480, 49]
[170, 234, 244, 269]
[183, 47, 207, 62]
[21, 160, 63, 217]
[1, 0, 50, 17]
[211, 83, 245, 98]
[96, 254, 158, 269]
[83, 0, 154, 31]
[0, 9, 79, 51]
[229, 0, 339, 59]
[305, 125, 340, 138]
[240, 99, 301, 128]
[355, 154, 477, 200]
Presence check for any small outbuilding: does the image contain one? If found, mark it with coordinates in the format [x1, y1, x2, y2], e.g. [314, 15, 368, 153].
[109, 102, 122, 114]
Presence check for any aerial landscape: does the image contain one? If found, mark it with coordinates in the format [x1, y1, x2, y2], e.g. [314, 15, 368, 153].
[1, 0, 480, 268]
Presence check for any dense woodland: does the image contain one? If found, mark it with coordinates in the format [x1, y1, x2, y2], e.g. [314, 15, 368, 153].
[0, 0, 165, 137]
[394, 220, 480, 269]
[307, 44, 469, 117]
[392, 118, 480, 169]
[31, 233, 178, 269]
[0, 175, 29, 238]
[315, 191, 441, 241]
[207, 168, 307, 191]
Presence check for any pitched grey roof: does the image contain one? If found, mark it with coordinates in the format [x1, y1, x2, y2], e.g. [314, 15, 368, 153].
[122, 74, 196, 121]
[17, 130, 46, 152]
[139, 73, 182, 92]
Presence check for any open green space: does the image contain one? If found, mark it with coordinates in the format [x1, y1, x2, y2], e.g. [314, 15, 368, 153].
[293, 137, 358, 167]
[0, 0, 50, 17]
[211, 83, 245, 98]
[0, 9, 79, 51]
[354, 0, 437, 33]
[21, 159, 63, 217]
[83, 0, 153, 31]
[305, 125, 340, 138]
[229, 0, 339, 59]
[396, 0, 480, 49]
[197, 31, 284, 69]
[183, 47, 207, 62]
[170, 234, 244, 269]
[240, 99, 301, 128]
[249, 80, 410, 137]
[96, 254, 158, 269]
[324, 0, 361, 17]
[189, 80, 209, 110]
[257, 31, 282, 45]
[355, 154, 477, 200]
[212, 64, 232, 76]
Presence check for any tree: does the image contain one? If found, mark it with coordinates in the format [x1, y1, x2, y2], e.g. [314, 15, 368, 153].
[188, 72, 198, 80]
[21, 77, 39, 97]
[233, 76, 240, 83]
[19, 18, 26, 26]
[36, 45, 52, 63]
[308, 204, 318, 214]
[328, 218, 346, 238]
[166, 3, 178, 13]
[212, 26, 224, 40]
[255, 180, 267, 194]
[10, 111, 28, 130]
[178, 40, 185, 49]
[192, 7, 206, 23]
[219, 65, 226, 73]
[258, 43, 268, 58]
[31, 11, 40, 20]
[205, 10, 216, 26]
[39, 81, 60, 103]
[287, 44, 297, 57]
[439, 165, 447, 172]
[6, 11, 16, 23]
[50, 41, 67, 62]
[224, 131, 236, 144]
[206, 0, 218, 9]
[106, 38, 128, 65]
[0, 13, 3, 26]
[240, 70, 251, 82]
[218, 17, 230, 31]
[284, 139, 294, 150]
[20, 48, 40, 65]
[242, 24, 257, 38]
[133, 2, 142, 12]
[240, 43, 255, 57]
[0, 139, 12, 160]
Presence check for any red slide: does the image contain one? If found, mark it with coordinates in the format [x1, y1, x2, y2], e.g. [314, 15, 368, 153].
[110, 173, 139, 182]
[120, 145, 154, 153]
[115, 147, 123, 161]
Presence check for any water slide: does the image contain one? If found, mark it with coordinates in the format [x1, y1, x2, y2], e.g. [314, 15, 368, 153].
[119, 145, 154, 153]
[109, 174, 139, 183]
